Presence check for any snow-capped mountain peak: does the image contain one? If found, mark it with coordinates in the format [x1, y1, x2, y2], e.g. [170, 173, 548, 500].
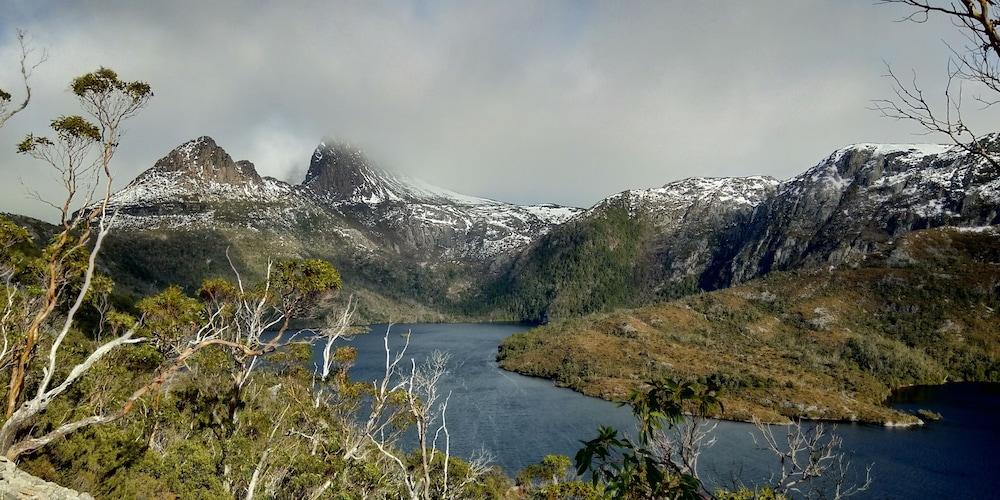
[143, 136, 262, 185]
[304, 140, 498, 206]
[302, 140, 583, 260]
[584, 175, 779, 224]
[106, 136, 583, 263]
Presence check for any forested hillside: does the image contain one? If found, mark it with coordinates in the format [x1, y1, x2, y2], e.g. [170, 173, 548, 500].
[499, 226, 1000, 424]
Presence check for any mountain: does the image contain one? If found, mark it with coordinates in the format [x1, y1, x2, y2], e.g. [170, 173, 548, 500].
[99, 136, 579, 322]
[715, 140, 1000, 285]
[109, 136, 330, 232]
[303, 140, 580, 264]
[29, 133, 999, 324]
[489, 138, 1000, 322]
[498, 225, 1000, 424]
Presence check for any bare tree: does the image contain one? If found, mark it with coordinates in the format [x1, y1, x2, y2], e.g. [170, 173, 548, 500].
[4, 68, 151, 419]
[311, 294, 356, 408]
[0, 29, 46, 129]
[359, 329, 492, 500]
[874, 0, 1000, 170]
[651, 415, 719, 484]
[751, 418, 872, 499]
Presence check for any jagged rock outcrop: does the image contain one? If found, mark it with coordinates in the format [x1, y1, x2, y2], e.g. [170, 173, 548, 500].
[139, 136, 262, 185]
[0, 457, 93, 499]
[493, 139, 1000, 321]
[301, 140, 581, 262]
[714, 138, 1000, 285]
[107, 137, 357, 233]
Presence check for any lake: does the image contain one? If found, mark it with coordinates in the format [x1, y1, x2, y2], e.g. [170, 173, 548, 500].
[311, 322, 999, 498]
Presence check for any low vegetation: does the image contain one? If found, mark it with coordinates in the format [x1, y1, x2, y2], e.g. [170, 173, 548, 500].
[499, 226, 1000, 424]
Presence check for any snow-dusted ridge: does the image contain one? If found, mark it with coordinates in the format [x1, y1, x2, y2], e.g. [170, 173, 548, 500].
[107, 137, 584, 261]
[105, 134, 1000, 266]
[583, 175, 780, 224]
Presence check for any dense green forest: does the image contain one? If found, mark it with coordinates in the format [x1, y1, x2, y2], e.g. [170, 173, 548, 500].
[476, 198, 700, 323]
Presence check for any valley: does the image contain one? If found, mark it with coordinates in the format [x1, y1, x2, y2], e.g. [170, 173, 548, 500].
[3, 3, 1000, 497]
[9, 130, 999, 428]
[72, 131, 1000, 427]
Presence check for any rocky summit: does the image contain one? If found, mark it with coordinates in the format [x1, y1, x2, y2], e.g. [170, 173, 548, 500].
[491, 137, 1000, 321]
[96, 134, 1000, 322]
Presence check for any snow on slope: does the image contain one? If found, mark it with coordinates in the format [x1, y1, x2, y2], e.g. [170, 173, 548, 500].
[105, 137, 584, 260]
[585, 175, 780, 225]
[303, 140, 584, 260]
[783, 139, 1000, 219]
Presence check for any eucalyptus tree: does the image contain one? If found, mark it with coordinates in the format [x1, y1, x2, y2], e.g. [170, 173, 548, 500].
[0, 67, 152, 459]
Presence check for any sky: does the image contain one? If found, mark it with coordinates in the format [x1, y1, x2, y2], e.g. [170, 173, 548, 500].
[0, 0, 991, 221]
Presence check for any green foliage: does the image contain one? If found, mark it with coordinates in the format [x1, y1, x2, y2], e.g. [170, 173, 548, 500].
[628, 379, 721, 443]
[15, 133, 53, 153]
[715, 486, 786, 500]
[0, 215, 35, 271]
[272, 258, 343, 322]
[484, 199, 655, 322]
[275, 257, 343, 295]
[531, 481, 603, 500]
[50, 115, 101, 141]
[105, 309, 137, 331]
[84, 274, 114, 303]
[517, 454, 573, 487]
[574, 379, 717, 499]
[198, 277, 238, 303]
[17, 115, 101, 156]
[70, 67, 152, 101]
[843, 335, 946, 386]
[136, 286, 203, 349]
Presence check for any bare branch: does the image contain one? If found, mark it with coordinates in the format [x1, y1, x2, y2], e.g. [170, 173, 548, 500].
[877, 0, 1000, 171]
[0, 29, 47, 129]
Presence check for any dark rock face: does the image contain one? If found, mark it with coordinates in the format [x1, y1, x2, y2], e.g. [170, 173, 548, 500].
[304, 141, 386, 202]
[139, 136, 261, 185]
[301, 140, 580, 263]
[715, 140, 1000, 286]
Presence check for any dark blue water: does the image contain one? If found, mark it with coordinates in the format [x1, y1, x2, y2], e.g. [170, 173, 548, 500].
[313, 323, 1000, 499]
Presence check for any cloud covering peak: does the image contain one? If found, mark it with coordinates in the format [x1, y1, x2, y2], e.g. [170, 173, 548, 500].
[0, 0, 985, 220]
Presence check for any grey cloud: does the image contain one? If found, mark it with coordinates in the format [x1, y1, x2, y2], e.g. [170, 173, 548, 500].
[0, 0, 988, 221]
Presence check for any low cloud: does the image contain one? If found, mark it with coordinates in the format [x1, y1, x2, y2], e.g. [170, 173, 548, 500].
[0, 0, 988, 220]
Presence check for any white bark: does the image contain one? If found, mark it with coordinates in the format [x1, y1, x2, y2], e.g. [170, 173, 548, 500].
[752, 418, 873, 499]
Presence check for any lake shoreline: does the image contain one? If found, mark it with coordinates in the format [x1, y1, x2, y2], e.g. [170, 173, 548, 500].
[319, 323, 999, 498]
[346, 322, 940, 427]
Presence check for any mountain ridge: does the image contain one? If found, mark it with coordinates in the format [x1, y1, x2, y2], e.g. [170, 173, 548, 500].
[486, 137, 1000, 321]
[38, 133, 1000, 323]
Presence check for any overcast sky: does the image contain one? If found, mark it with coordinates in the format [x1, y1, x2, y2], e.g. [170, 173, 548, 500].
[0, 0, 990, 220]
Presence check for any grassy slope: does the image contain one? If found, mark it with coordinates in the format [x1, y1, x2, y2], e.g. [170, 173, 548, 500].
[498, 226, 1000, 425]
